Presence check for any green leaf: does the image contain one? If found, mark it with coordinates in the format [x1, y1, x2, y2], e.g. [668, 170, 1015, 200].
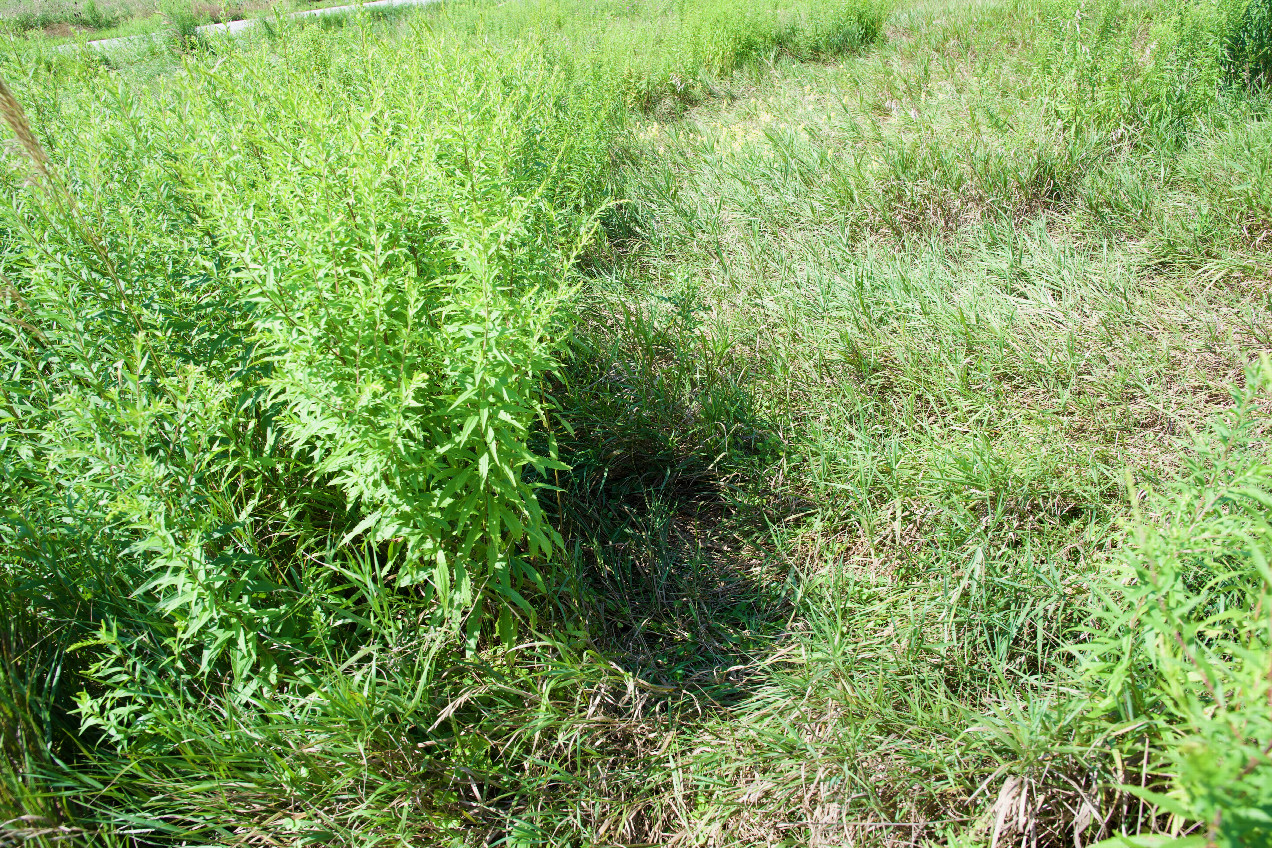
[1088, 836, 1208, 848]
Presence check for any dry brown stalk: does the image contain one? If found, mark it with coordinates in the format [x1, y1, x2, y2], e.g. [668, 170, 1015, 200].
[0, 75, 50, 179]
[0, 75, 132, 315]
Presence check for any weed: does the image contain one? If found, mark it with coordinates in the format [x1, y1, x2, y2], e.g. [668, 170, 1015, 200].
[1221, 0, 1272, 88]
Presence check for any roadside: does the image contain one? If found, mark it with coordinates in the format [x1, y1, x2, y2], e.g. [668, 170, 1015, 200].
[29, 0, 440, 50]
[1, 0, 378, 46]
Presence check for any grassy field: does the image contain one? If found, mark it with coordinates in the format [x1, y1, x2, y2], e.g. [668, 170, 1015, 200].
[1, 0, 1271, 845]
[0, 0, 358, 42]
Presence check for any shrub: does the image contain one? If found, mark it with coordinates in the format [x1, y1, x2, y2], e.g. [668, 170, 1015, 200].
[172, 39, 613, 624]
[0, 12, 619, 773]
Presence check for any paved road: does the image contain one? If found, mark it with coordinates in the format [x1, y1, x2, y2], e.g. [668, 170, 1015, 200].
[59, 0, 440, 52]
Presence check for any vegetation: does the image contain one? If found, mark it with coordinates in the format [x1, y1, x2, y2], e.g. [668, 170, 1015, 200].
[0, 0, 1269, 845]
[0, 0, 124, 34]
[0, 0, 362, 45]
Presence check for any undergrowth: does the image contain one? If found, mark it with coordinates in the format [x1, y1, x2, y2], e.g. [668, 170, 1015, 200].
[1, 0, 1270, 845]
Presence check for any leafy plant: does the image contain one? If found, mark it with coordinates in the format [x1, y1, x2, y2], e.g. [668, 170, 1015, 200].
[1221, 0, 1272, 88]
[1080, 357, 1272, 848]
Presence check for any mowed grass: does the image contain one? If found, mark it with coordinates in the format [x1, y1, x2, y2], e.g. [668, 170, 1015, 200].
[2, 0, 1271, 845]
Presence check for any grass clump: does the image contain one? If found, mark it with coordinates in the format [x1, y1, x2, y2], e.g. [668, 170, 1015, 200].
[159, 0, 203, 47]
[439, 0, 886, 113]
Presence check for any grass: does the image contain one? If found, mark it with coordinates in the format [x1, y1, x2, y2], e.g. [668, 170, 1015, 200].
[1, 0, 1271, 845]
[0, 0, 375, 43]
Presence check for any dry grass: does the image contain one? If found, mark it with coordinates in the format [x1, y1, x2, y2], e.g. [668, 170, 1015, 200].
[0, 76, 49, 179]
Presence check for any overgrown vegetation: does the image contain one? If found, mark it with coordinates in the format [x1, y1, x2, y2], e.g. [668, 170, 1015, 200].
[0, 0, 1269, 845]
[0, 0, 367, 46]
[0, 0, 122, 34]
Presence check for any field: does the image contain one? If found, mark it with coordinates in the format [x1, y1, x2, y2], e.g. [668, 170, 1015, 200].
[1, 0, 1271, 845]
[0, 0, 354, 43]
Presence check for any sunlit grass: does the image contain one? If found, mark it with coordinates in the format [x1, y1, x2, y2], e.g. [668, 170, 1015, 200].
[2, 0, 1271, 845]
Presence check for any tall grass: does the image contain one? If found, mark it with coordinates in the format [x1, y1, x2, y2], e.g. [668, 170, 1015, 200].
[2, 0, 1271, 844]
[1221, 0, 1272, 88]
[0, 0, 888, 842]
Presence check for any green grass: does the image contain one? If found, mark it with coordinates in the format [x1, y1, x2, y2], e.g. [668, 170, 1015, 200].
[0, 0, 377, 44]
[1, 0, 1271, 845]
[0, 0, 132, 32]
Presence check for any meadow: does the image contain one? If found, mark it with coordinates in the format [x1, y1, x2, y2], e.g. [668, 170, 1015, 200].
[0, 0, 366, 46]
[1, 0, 1270, 845]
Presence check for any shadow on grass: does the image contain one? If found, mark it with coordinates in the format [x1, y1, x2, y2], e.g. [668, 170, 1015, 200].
[562, 469, 791, 701]
[549, 299, 792, 703]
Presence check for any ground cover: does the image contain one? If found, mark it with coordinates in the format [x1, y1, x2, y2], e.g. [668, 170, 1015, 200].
[1, 0, 1270, 845]
[0, 0, 370, 45]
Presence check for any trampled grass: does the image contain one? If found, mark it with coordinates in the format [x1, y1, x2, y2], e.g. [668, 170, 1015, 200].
[1, 0, 1271, 845]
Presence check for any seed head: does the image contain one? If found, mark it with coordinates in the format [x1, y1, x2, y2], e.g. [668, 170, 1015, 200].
[0, 75, 49, 179]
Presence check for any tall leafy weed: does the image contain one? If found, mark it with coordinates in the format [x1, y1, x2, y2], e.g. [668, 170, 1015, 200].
[1081, 357, 1272, 847]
